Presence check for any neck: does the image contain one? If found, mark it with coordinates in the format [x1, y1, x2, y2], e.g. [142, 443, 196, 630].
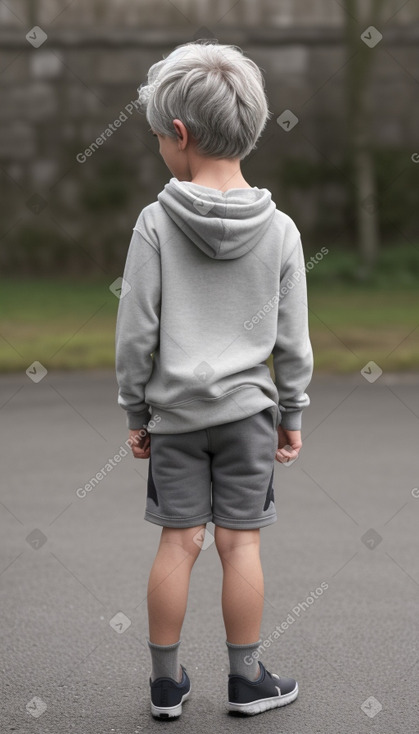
[187, 155, 251, 192]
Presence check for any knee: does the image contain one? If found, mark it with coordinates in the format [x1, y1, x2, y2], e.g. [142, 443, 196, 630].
[214, 526, 260, 561]
[160, 525, 205, 562]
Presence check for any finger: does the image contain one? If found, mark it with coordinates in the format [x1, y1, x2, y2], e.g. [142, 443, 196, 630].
[132, 449, 150, 459]
[138, 432, 150, 446]
[276, 450, 291, 459]
[137, 442, 150, 454]
[275, 448, 299, 462]
[131, 444, 150, 456]
[131, 435, 150, 451]
[277, 443, 299, 457]
[276, 449, 294, 459]
[128, 435, 142, 449]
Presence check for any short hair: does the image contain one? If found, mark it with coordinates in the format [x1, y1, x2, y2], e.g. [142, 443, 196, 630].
[137, 41, 272, 160]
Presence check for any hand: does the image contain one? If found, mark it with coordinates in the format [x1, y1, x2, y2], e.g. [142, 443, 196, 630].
[128, 428, 150, 459]
[275, 425, 302, 464]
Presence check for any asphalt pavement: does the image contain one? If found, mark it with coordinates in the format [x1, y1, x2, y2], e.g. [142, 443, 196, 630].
[1, 369, 418, 733]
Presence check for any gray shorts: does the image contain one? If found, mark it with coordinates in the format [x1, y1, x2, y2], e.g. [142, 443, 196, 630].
[145, 407, 278, 530]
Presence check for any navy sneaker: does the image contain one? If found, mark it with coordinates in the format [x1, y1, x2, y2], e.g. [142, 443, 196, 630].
[149, 664, 191, 719]
[228, 662, 298, 715]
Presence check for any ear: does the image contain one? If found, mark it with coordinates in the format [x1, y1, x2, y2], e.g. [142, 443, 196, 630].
[172, 119, 188, 150]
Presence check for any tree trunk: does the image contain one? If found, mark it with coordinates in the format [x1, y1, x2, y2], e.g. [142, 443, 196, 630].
[352, 87, 380, 274]
[343, 0, 385, 278]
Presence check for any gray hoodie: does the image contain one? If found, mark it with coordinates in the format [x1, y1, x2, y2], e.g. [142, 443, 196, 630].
[115, 177, 313, 434]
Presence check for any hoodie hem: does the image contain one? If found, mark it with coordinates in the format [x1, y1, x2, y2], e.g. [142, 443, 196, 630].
[146, 387, 279, 434]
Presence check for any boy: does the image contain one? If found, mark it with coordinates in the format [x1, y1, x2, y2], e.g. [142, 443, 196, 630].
[115, 41, 313, 719]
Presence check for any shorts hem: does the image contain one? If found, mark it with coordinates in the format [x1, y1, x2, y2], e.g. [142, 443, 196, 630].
[212, 513, 277, 530]
[145, 511, 213, 528]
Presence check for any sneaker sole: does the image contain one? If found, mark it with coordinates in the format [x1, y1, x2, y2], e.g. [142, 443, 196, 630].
[151, 687, 191, 719]
[228, 681, 298, 715]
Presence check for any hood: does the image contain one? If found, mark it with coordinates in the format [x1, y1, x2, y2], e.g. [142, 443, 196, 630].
[157, 177, 277, 260]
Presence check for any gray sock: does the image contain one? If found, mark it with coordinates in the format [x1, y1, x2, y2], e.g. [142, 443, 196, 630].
[226, 639, 262, 680]
[147, 639, 182, 683]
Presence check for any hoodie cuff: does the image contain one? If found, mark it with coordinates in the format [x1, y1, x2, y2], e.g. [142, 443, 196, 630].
[126, 409, 151, 430]
[279, 409, 303, 431]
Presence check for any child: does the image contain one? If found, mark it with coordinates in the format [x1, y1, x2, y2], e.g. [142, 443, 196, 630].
[115, 40, 313, 719]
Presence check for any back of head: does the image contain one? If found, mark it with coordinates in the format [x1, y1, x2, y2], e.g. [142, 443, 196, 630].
[137, 41, 272, 160]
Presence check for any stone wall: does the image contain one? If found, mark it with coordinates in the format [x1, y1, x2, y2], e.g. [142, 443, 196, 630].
[1, 0, 418, 273]
[2, 0, 418, 29]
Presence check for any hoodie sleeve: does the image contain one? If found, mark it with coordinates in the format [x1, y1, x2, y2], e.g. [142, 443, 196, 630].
[272, 223, 314, 431]
[115, 223, 161, 430]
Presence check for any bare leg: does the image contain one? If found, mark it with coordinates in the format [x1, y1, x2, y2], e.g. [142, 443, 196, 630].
[147, 525, 204, 645]
[214, 526, 264, 644]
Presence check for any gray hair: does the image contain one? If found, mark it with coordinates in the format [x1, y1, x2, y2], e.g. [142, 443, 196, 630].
[137, 41, 272, 160]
